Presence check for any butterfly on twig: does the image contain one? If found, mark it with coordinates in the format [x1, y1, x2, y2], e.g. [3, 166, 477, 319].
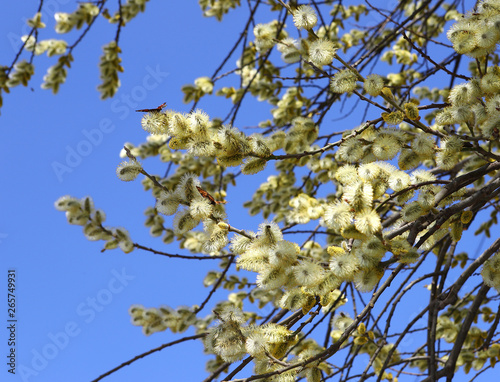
[135, 102, 167, 113]
[196, 186, 227, 205]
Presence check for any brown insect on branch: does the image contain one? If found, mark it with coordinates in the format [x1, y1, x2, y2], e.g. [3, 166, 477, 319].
[196, 186, 227, 205]
[135, 102, 167, 113]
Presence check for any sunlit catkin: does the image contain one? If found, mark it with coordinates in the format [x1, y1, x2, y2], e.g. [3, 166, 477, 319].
[292, 5, 318, 30]
[364, 74, 384, 96]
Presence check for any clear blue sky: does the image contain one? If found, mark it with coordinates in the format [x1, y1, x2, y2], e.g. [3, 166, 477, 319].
[0, 1, 493, 382]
